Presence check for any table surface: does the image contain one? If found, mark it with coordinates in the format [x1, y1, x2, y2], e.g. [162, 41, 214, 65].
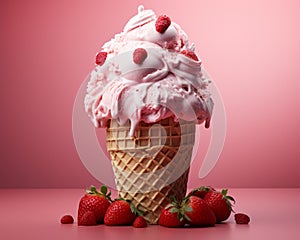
[0, 188, 299, 240]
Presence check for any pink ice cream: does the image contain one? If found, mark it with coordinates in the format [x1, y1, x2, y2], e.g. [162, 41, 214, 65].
[85, 5, 213, 136]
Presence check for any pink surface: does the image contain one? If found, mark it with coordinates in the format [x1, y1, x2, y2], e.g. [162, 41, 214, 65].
[0, 188, 299, 240]
[0, 0, 300, 188]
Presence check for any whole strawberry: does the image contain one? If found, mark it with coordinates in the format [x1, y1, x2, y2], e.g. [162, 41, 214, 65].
[188, 186, 216, 199]
[203, 189, 235, 223]
[185, 196, 216, 227]
[158, 196, 185, 227]
[133, 216, 147, 228]
[77, 185, 111, 225]
[158, 206, 185, 228]
[104, 199, 137, 226]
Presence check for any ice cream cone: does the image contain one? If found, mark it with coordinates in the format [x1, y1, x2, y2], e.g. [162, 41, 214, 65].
[106, 116, 195, 224]
[84, 5, 213, 224]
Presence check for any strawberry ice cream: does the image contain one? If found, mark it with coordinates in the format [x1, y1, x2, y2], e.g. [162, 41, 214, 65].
[84, 5, 213, 136]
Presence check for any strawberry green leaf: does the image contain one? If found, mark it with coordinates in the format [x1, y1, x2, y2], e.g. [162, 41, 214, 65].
[136, 207, 145, 217]
[181, 196, 189, 205]
[101, 185, 107, 195]
[128, 201, 142, 216]
[221, 189, 228, 196]
[165, 203, 174, 210]
[183, 214, 192, 222]
[184, 205, 193, 212]
[170, 196, 178, 204]
[130, 204, 136, 214]
[106, 192, 113, 202]
[227, 196, 236, 203]
[86, 185, 98, 194]
[114, 197, 123, 201]
[169, 207, 179, 213]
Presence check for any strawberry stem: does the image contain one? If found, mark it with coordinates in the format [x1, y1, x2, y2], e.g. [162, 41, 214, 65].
[220, 189, 236, 212]
[167, 196, 193, 222]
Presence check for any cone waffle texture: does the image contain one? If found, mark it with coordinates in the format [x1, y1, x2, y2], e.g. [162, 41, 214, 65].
[106, 117, 196, 224]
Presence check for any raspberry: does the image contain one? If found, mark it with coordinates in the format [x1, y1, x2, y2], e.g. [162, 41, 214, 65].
[95, 51, 107, 66]
[181, 50, 199, 61]
[234, 213, 250, 224]
[155, 15, 171, 33]
[60, 215, 74, 224]
[133, 48, 148, 64]
[133, 216, 147, 228]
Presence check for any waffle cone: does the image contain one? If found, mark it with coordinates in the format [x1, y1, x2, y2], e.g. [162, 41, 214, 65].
[106, 117, 195, 224]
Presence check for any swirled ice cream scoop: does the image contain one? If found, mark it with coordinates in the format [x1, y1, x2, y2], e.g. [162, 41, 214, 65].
[85, 5, 213, 136]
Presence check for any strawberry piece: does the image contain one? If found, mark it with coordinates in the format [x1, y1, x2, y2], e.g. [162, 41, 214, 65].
[235, 213, 250, 224]
[60, 215, 74, 224]
[95, 52, 107, 66]
[77, 185, 111, 225]
[203, 189, 235, 223]
[133, 48, 148, 64]
[133, 216, 147, 228]
[104, 199, 136, 226]
[155, 15, 171, 33]
[181, 50, 199, 61]
[78, 211, 97, 226]
[188, 186, 216, 199]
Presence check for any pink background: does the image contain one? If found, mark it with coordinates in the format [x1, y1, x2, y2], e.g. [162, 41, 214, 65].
[0, 0, 299, 188]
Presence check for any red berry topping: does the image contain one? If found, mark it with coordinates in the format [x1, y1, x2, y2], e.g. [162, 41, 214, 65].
[234, 213, 250, 224]
[95, 52, 107, 66]
[78, 211, 97, 226]
[133, 48, 148, 64]
[155, 15, 171, 33]
[181, 50, 199, 61]
[60, 215, 74, 224]
[133, 216, 147, 228]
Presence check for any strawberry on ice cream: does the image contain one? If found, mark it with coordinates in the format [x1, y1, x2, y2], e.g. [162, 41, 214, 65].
[84, 5, 213, 136]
